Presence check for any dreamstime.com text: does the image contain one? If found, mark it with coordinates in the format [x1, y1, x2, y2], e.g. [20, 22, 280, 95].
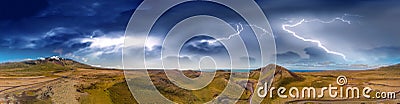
[257, 75, 396, 99]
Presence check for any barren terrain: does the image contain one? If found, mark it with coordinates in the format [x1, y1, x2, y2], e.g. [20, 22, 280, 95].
[0, 58, 398, 103]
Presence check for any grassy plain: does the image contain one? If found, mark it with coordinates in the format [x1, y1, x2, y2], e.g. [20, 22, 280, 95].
[0, 59, 399, 104]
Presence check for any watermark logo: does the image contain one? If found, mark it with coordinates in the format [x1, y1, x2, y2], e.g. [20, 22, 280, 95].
[123, 0, 276, 104]
[257, 75, 396, 99]
[336, 75, 347, 86]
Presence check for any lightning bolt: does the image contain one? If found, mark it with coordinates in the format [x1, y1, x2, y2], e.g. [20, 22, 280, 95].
[218, 23, 244, 41]
[248, 24, 271, 35]
[206, 23, 272, 43]
[281, 15, 358, 60]
[203, 23, 244, 43]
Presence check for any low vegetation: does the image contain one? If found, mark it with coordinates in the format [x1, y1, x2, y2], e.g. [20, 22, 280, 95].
[1, 58, 399, 104]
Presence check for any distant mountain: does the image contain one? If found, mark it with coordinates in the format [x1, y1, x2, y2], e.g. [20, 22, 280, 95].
[255, 64, 302, 79]
[249, 64, 304, 95]
[0, 56, 93, 70]
[272, 64, 302, 79]
[254, 64, 304, 88]
[376, 63, 400, 71]
[0, 56, 96, 76]
[390, 63, 400, 68]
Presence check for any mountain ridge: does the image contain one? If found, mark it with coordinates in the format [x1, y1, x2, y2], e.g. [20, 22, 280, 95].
[0, 56, 95, 70]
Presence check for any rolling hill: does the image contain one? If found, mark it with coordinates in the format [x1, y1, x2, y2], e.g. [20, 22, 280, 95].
[0, 58, 399, 104]
[0, 56, 95, 77]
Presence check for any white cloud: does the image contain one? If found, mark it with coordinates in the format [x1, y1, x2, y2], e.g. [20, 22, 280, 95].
[124, 35, 161, 50]
[23, 58, 34, 61]
[64, 30, 163, 68]
[44, 27, 72, 37]
[81, 32, 125, 49]
[78, 32, 162, 53]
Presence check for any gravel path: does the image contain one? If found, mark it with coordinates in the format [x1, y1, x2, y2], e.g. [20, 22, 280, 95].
[50, 79, 80, 104]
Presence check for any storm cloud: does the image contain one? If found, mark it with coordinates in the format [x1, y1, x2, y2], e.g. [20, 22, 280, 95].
[1, 0, 399, 69]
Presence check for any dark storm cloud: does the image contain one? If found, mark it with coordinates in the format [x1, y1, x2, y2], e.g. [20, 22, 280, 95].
[255, 0, 400, 65]
[1, 0, 399, 68]
[38, 0, 141, 17]
[276, 51, 301, 63]
[239, 56, 257, 67]
[256, 0, 374, 14]
[0, 0, 49, 20]
[147, 1, 255, 38]
[0, 0, 142, 65]
[1, 27, 90, 54]
[0, 0, 141, 38]
[162, 55, 194, 69]
[35, 27, 82, 47]
[276, 47, 346, 64]
[0, 39, 7, 46]
[0, 38, 34, 49]
[184, 41, 225, 54]
[181, 36, 225, 54]
[0, 0, 141, 53]
[361, 46, 400, 64]
[164, 56, 191, 61]
[145, 45, 162, 58]
[304, 47, 344, 62]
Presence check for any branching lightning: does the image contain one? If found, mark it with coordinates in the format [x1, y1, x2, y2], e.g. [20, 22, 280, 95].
[205, 23, 273, 43]
[202, 23, 244, 43]
[249, 24, 271, 35]
[200, 14, 354, 61]
[281, 14, 358, 60]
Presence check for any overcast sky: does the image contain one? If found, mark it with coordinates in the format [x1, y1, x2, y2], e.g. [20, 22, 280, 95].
[0, 0, 399, 70]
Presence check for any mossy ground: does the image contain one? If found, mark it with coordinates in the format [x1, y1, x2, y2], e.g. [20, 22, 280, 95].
[1, 64, 399, 104]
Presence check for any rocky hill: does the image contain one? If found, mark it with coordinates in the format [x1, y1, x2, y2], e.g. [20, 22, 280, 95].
[0, 56, 95, 77]
[272, 64, 303, 81]
[1, 59, 399, 104]
[253, 64, 303, 86]
[1, 56, 92, 69]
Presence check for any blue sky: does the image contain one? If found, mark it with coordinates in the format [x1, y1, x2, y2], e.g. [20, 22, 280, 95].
[0, 0, 399, 70]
